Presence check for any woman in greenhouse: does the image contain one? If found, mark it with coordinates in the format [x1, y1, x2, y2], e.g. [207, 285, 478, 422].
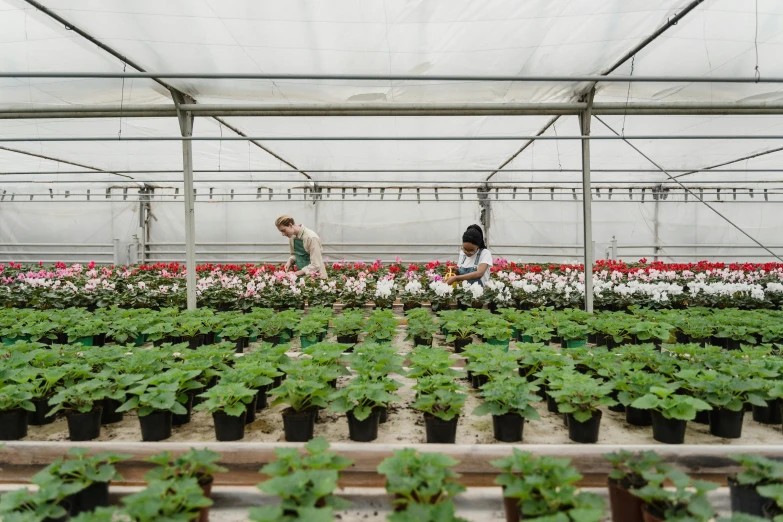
[444, 224, 493, 287]
[275, 215, 327, 278]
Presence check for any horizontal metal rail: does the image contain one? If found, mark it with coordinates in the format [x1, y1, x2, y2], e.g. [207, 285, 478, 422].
[2, 135, 783, 142]
[145, 242, 582, 248]
[6, 101, 783, 118]
[5, 180, 783, 186]
[4, 72, 783, 83]
[0, 243, 112, 247]
[4, 169, 783, 175]
[2, 198, 779, 204]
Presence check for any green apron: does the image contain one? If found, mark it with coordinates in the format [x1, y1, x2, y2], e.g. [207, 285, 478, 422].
[293, 237, 310, 270]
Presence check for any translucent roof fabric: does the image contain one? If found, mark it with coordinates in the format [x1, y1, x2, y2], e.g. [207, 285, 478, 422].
[1, 0, 783, 188]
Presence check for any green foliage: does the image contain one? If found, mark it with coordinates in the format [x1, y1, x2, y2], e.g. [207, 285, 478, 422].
[32, 448, 130, 498]
[491, 450, 604, 520]
[603, 450, 669, 489]
[408, 346, 461, 379]
[195, 382, 256, 416]
[121, 477, 212, 522]
[631, 469, 718, 522]
[630, 386, 712, 421]
[547, 373, 617, 423]
[377, 449, 465, 508]
[328, 376, 400, 421]
[47, 377, 108, 416]
[268, 376, 331, 413]
[117, 369, 201, 417]
[145, 448, 227, 485]
[0, 383, 35, 412]
[730, 454, 783, 487]
[330, 310, 365, 337]
[411, 375, 466, 421]
[472, 377, 541, 420]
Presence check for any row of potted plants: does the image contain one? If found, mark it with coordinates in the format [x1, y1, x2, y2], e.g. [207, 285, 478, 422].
[5, 443, 783, 521]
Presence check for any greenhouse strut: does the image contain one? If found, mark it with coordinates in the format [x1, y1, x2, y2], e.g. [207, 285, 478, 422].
[1, 135, 783, 142]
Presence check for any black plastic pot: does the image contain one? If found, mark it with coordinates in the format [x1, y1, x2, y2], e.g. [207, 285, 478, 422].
[763, 502, 783, 520]
[752, 399, 782, 425]
[185, 334, 205, 349]
[0, 409, 28, 440]
[282, 408, 316, 442]
[67, 407, 102, 441]
[213, 411, 246, 441]
[66, 481, 110, 516]
[93, 333, 107, 347]
[245, 395, 258, 424]
[233, 338, 245, 353]
[472, 374, 489, 390]
[139, 410, 173, 442]
[28, 397, 56, 426]
[693, 409, 710, 425]
[172, 394, 194, 426]
[413, 335, 431, 347]
[256, 386, 269, 410]
[546, 393, 559, 413]
[492, 413, 524, 443]
[262, 335, 281, 346]
[566, 410, 601, 443]
[347, 410, 380, 442]
[651, 411, 686, 444]
[424, 414, 458, 443]
[375, 406, 388, 424]
[336, 334, 358, 345]
[101, 397, 124, 425]
[709, 408, 744, 439]
[453, 337, 471, 353]
[729, 476, 766, 517]
[626, 406, 653, 427]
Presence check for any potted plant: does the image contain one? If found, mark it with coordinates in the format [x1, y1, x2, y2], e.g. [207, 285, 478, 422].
[26, 367, 68, 426]
[387, 500, 469, 522]
[406, 316, 439, 347]
[194, 382, 256, 441]
[757, 483, 783, 520]
[548, 374, 617, 443]
[257, 314, 288, 345]
[329, 376, 400, 442]
[216, 319, 253, 353]
[407, 347, 462, 379]
[296, 317, 327, 350]
[604, 451, 670, 522]
[728, 454, 783, 517]
[443, 312, 478, 353]
[331, 310, 364, 345]
[144, 448, 227, 522]
[233, 358, 282, 411]
[472, 376, 541, 442]
[463, 347, 518, 389]
[363, 310, 398, 344]
[696, 373, 765, 439]
[249, 437, 353, 522]
[117, 370, 201, 442]
[268, 376, 331, 441]
[47, 378, 108, 441]
[217, 367, 273, 423]
[301, 342, 352, 386]
[631, 468, 718, 522]
[121, 477, 212, 522]
[477, 315, 513, 349]
[31, 448, 129, 517]
[0, 483, 71, 522]
[411, 375, 467, 443]
[630, 385, 712, 444]
[615, 370, 672, 428]
[377, 449, 465, 511]
[557, 321, 590, 348]
[99, 371, 144, 426]
[0, 382, 35, 440]
[491, 449, 605, 522]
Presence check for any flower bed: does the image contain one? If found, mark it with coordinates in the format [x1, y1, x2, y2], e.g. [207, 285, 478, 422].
[3, 258, 783, 310]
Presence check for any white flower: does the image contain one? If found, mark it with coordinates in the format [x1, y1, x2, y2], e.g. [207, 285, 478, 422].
[429, 281, 453, 297]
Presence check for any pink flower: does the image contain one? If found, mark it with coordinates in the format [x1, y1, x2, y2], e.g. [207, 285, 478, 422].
[88, 261, 95, 270]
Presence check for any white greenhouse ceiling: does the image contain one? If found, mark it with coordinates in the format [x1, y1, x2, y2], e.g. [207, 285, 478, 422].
[1, 0, 783, 187]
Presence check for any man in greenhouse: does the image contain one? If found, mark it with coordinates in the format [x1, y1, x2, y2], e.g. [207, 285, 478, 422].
[275, 215, 327, 278]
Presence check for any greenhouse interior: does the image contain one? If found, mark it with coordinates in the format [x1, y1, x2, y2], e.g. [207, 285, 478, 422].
[3, 1, 783, 521]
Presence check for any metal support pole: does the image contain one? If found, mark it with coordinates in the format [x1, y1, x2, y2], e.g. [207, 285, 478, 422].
[611, 236, 618, 261]
[580, 90, 595, 313]
[112, 239, 121, 266]
[174, 94, 197, 309]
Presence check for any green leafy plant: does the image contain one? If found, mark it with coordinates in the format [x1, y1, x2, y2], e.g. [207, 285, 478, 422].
[407, 346, 461, 379]
[331, 310, 365, 337]
[329, 375, 400, 420]
[478, 315, 512, 342]
[268, 376, 331, 413]
[492, 449, 604, 520]
[145, 448, 227, 486]
[296, 317, 327, 342]
[249, 438, 353, 522]
[47, 377, 108, 416]
[695, 372, 766, 412]
[377, 449, 466, 509]
[411, 375, 466, 421]
[604, 450, 670, 490]
[117, 369, 201, 417]
[387, 501, 469, 522]
[472, 376, 541, 419]
[0, 382, 35, 413]
[547, 373, 617, 422]
[31, 448, 130, 499]
[631, 468, 718, 522]
[363, 310, 398, 343]
[194, 382, 256, 416]
[121, 477, 212, 522]
[615, 370, 673, 408]
[631, 385, 712, 421]
[730, 454, 783, 490]
[0, 484, 71, 522]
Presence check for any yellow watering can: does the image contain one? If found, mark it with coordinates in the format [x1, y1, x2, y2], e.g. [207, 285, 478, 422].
[445, 266, 458, 288]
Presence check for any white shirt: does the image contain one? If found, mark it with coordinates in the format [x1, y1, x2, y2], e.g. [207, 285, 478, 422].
[457, 248, 493, 286]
